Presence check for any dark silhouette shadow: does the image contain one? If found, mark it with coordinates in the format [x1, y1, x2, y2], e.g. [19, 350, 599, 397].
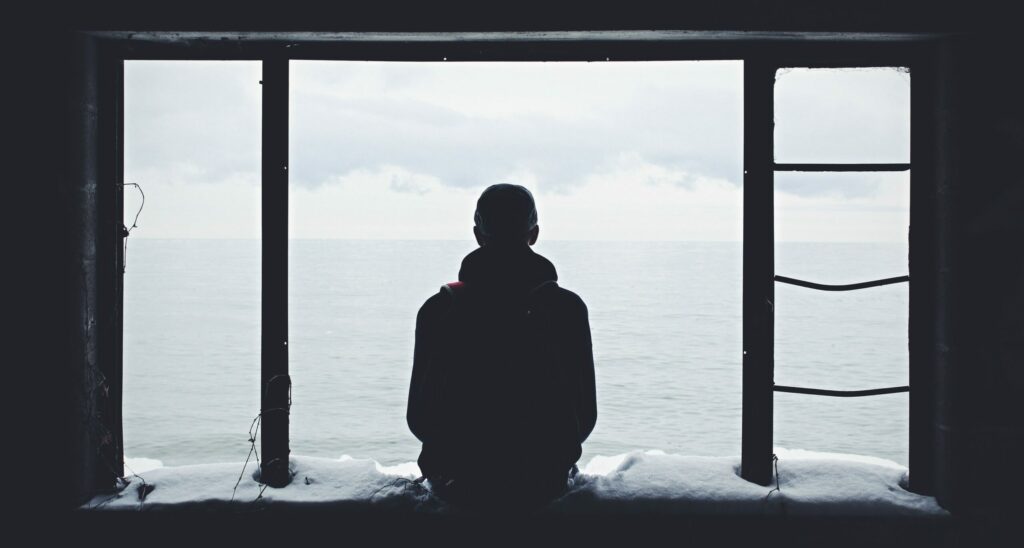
[407, 184, 597, 512]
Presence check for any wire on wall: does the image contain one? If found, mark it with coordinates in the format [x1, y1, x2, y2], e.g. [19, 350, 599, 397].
[122, 182, 145, 273]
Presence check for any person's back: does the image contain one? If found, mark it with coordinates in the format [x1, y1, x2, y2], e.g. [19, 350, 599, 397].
[407, 184, 596, 510]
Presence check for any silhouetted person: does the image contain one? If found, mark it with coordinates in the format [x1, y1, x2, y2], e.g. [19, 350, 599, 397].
[407, 183, 597, 511]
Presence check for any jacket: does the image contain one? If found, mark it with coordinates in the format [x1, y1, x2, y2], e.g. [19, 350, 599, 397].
[406, 243, 597, 487]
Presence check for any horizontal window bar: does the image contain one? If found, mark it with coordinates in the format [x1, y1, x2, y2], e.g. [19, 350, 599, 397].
[773, 163, 910, 172]
[775, 63, 913, 70]
[774, 274, 909, 291]
[774, 385, 910, 397]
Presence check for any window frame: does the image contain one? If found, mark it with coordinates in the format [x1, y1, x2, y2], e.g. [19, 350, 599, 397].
[744, 59, 923, 486]
[86, 30, 940, 497]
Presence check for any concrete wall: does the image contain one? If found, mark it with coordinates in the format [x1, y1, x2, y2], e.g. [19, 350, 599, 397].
[936, 34, 1024, 514]
[10, 1, 1024, 517]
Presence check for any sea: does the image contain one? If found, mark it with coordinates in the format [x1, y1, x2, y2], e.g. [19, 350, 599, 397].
[122, 239, 910, 469]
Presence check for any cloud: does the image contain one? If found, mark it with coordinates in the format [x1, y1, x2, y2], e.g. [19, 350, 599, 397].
[122, 175, 261, 240]
[126, 160, 908, 242]
[775, 171, 910, 242]
[124, 61, 262, 182]
[774, 67, 910, 163]
[123, 61, 909, 197]
[283, 159, 742, 241]
[289, 60, 744, 190]
[288, 166, 477, 240]
[124, 61, 911, 242]
[774, 171, 908, 199]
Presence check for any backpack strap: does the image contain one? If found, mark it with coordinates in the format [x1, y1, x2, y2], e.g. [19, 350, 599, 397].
[528, 280, 559, 297]
[441, 281, 466, 297]
[439, 282, 466, 319]
[440, 280, 557, 317]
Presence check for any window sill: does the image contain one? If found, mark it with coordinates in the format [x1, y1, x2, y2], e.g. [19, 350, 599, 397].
[82, 449, 945, 517]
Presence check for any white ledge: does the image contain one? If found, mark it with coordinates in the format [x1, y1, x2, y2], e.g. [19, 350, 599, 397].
[84, 448, 947, 516]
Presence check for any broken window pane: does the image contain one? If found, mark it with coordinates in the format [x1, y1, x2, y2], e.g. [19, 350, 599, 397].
[774, 243, 909, 464]
[288, 60, 745, 466]
[774, 260, 909, 392]
[122, 61, 262, 466]
[775, 390, 909, 465]
[773, 169, 909, 465]
[774, 67, 910, 164]
[774, 171, 909, 253]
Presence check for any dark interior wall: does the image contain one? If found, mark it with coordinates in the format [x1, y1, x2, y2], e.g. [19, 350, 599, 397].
[68, 34, 127, 506]
[8, 29, 76, 514]
[10, 0, 1023, 518]
[14, 0, 1015, 33]
[936, 34, 1024, 515]
[66, 32, 103, 509]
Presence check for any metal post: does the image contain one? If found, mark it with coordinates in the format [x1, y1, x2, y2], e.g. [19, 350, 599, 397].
[930, 39, 956, 509]
[908, 48, 940, 496]
[741, 59, 776, 486]
[261, 56, 291, 488]
[69, 32, 111, 504]
[98, 46, 126, 484]
[69, 34, 129, 504]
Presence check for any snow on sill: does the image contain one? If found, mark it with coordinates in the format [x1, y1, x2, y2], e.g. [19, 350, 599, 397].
[83, 448, 947, 516]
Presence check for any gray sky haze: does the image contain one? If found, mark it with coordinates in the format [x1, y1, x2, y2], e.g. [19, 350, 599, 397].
[123, 61, 909, 241]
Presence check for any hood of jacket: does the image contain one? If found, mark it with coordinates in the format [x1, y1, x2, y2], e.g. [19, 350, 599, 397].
[457, 244, 557, 293]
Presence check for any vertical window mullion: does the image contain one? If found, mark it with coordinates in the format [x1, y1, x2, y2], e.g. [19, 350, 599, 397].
[261, 56, 292, 488]
[106, 53, 126, 483]
[909, 55, 938, 496]
[741, 58, 776, 486]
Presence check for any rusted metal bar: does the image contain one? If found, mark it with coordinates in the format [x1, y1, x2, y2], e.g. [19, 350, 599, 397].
[69, 33, 129, 505]
[908, 48, 940, 497]
[774, 274, 909, 291]
[97, 43, 126, 484]
[774, 385, 910, 397]
[93, 31, 927, 67]
[774, 163, 911, 172]
[260, 55, 291, 488]
[69, 32, 107, 505]
[741, 58, 776, 486]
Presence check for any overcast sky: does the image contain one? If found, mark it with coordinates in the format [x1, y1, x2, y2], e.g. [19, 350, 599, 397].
[124, 61, 909, 241]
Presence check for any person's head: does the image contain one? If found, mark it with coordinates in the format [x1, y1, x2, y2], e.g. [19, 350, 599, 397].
[473, 183, 540, 247]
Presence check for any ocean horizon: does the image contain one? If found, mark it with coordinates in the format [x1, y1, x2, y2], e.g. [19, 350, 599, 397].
[123, 238, 910, 468]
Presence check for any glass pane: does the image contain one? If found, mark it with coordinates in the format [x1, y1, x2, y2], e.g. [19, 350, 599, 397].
[774, 67, 910, 164]
[774, 171, 909, 251]
[546, 241, 743, 459]
[773, 167, 909, 464]
[775, 281, 909, 464]
[775, 279, 909, 391]
[770, 280, 909, 465]
[775, 392, 909, 466]
[289, 60, 744, 467]
[122, 61, 262, 467]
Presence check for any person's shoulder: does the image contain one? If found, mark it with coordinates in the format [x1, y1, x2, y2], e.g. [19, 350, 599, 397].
[417, 285, 455, 320]
[546, 284, 589, 315]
